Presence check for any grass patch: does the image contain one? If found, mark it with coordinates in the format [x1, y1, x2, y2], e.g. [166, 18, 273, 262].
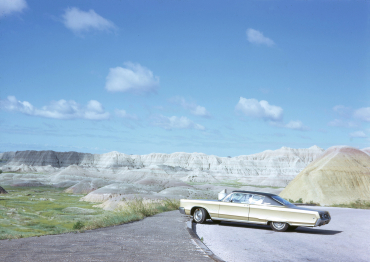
[288, 198, 320, 206]
[188, 180, 281, 189]
[85, 198, 180, 230]
[0, 186, 180, 240]
[331, 200, 370, 209]
[0, 186, 103, 239]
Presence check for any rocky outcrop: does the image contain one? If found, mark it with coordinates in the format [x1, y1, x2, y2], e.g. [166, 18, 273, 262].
[0, 186, 8, 194]
[0, 151, 16, 166]
[5, 150, 91, 168]
[280, 146, 370, 205]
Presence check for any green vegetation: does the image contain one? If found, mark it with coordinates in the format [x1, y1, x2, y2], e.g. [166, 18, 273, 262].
[331, 200, 370, 209]
[188, 180, 281, 189]
[0, 186, 180, 240]
[288, 198, 320, 206]
[84, 198, 180, 230]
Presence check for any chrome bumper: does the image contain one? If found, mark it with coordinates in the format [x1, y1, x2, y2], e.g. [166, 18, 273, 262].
[315, 217, 331, 226]
[179, 207, 186, 215]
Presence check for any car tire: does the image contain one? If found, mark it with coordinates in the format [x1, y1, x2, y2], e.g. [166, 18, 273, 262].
[193, 208, 207, 224]
[270, 221, 289, 232]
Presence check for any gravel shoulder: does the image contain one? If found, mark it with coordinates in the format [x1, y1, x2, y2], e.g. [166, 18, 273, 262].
[0, 210, 212, 262]
[195, 207, 370, 262]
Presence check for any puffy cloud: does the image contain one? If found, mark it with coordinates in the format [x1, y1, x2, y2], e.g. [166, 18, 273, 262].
[235, 97, 283, 121]
[0, 0, 27, 17]
[152, 115, 205, 130]
[105, 62, 159, 94]
[333, 105, 352, 118]
[246, 28, 275, 46]
[62, 7, 115, 34]
[350, 131, 367, 138]
[115, 109, 137, 120]
[353, 107, 370, 122]
[328, 119, 358, 128]
[170, 96, 210, 117]
[284, 120, 309, 131]
[270, 120, 309, 131]
[0, 96, 110, 120]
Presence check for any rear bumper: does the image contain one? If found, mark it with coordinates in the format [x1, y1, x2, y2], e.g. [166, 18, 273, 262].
[179, 207, 186, 215]
[315, 217, 331, 226]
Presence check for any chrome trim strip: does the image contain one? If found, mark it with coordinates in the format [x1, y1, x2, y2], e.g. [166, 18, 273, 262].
[211, 217, 268, 225]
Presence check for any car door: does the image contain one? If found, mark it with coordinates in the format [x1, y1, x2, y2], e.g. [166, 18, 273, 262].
[248, 194, 285, 224]
[218, 193, 250, 221]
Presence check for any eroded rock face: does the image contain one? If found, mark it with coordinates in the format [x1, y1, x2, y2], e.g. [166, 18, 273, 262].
[0, 186, 8, 194]
[280, 146, 370, 205]
[1, 146, 325, 187]
[0, 146, 326, 205]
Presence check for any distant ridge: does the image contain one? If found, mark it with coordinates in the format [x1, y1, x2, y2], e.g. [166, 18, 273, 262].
[0, 146, 325, 187]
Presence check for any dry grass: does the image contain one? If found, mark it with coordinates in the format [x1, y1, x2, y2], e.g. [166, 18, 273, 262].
[331, 200, 370, 209]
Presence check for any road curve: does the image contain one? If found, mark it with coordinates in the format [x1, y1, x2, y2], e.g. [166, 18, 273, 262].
[0, 211, 212, 262]
[195, 207, 370, 262]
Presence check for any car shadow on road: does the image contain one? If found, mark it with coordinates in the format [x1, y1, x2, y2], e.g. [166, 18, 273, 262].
[204, 221, 342, 235]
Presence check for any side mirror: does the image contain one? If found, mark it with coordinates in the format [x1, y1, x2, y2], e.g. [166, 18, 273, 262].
[218, 189, 227, 200]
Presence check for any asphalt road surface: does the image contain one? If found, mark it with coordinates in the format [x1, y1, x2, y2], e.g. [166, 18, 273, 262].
[0, 211, 212, 262]
[195, 207, 370, 262]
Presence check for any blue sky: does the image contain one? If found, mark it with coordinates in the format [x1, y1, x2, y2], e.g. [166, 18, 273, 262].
[0, 0, 369, 156]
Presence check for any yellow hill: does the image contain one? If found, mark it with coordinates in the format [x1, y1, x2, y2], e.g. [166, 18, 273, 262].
[280, 146, 370, 205]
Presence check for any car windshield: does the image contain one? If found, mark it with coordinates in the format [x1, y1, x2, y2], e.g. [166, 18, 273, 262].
[221, 193, 233, 202]
[272, 196, 294, 206]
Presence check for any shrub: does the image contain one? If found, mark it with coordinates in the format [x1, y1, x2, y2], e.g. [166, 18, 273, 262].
[72, 221, 85, 230]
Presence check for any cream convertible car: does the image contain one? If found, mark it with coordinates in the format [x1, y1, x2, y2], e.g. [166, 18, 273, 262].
[179, 190, 331, 232]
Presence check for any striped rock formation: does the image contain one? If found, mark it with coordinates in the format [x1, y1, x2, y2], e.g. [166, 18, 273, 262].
[280, 146, 370, 205]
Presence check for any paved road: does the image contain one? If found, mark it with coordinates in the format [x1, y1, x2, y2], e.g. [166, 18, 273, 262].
[195, 207, 370, 262]
[0, 211, 212, 262]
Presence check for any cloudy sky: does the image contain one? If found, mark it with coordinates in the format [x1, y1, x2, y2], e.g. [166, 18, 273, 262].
[0, 0, 369, 156]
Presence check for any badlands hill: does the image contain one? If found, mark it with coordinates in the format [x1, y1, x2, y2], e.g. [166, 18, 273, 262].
[280, 146, 370, 205]
[0, 146, 325, 208]
[0, 146, 324, 187]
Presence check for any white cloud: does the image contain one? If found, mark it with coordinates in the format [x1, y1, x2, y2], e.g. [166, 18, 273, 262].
[62, 7, 115, 34]
[105, 62, 159, 94]
[170, 96, 210, 117]
[115, 109, 137, 120]
[354, 107, 370, 122]
[333, 105, 352, 118]
[350, 131, 367, 138]
[235, 97, 283, 121]
[328, 119, 358, 128]
[152, 115, 205, 130]
[0, 96, 110, 120]
[0, 0, 27, 17]
[285, 120, 308, 131]
[246, 28, 274, 46]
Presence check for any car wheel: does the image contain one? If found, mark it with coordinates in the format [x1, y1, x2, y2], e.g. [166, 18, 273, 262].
[270, 221, 289, 232]
[193, 208, 207, 223]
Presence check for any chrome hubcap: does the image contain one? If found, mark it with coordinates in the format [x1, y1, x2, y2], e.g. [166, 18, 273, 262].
[194, 209, 202, 222]
[273, 222, 285, 230]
